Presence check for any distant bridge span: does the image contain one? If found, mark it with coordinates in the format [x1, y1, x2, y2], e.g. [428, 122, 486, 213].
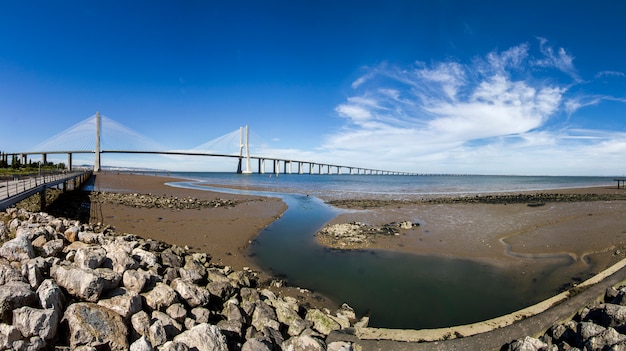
[2, 149, 417, 176]
[2, 112, 417, 175]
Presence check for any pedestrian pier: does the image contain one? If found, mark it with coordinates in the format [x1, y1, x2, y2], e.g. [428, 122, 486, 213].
[0, 171, 92, 211]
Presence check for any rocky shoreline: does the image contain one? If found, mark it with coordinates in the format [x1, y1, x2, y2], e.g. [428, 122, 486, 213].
[503, 285, 626, 350]
[0, 208, 361, 350]
[5, 188, 626, 350]
[327, 192, 626, 209]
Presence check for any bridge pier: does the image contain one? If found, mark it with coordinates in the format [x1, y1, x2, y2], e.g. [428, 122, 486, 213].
[67, 153, 73, 171]
[236, 157, 243, 174]
[39, 187, 46, 211]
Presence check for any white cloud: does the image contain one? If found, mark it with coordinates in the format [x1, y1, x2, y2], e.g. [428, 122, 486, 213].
[534, 37, 579, 81]
[595, 70, 625, 79]
[316, 39, 626, 175]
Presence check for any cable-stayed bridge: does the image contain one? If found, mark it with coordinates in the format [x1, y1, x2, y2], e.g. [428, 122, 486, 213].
[2, 113, 416, 175]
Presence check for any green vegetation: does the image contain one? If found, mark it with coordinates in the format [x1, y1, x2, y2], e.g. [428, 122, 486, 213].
[0, 151, 66, 176]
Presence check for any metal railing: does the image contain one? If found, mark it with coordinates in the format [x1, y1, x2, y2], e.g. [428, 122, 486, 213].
[0, 171, 92, 210]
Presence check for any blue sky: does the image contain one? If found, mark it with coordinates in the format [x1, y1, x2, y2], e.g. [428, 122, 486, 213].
[1, 1, 625, 175]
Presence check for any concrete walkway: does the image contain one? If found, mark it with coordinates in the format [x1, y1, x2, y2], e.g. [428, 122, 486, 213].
[327, 258, 626, 351]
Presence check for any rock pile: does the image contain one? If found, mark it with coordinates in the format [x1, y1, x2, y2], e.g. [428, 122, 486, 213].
[504, 285, 626, 351]
[316, 221, 418, 249]
[0, 208, 359, 351]
[327, 192, 626, 209]
[90, 192, 239, 210]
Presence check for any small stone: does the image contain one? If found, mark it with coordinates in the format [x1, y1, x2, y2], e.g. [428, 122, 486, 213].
[166, 303, 188, 322]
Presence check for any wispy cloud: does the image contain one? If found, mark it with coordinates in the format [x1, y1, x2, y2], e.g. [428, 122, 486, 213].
[534, 37, 580, 81]
[320, 39, 626, 175]
[595, 70, 625, 79]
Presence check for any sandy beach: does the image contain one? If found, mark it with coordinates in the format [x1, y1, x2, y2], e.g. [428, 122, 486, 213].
[90, 172, 286, 272]
[90, 173, 626, 300]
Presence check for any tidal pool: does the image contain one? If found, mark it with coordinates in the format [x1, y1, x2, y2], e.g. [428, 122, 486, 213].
[170, 181, 574, 329]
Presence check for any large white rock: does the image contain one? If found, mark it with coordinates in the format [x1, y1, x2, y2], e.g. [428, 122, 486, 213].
[131, 310, 151, 337]
[0, 261, 26, 284]
[0, 281, 36, 322]
[12, 306, 60, 340]
[305, 309, 341, 335]
[251, 301, 280, 332]
[0, 235, 35, 261]
[41, 239, 64, 257]
[173, 323, 228, 351]
[63, 302, 129, 350]
[132, 248, 159, 268]
[36, 279, 65, 314]
[123, 268, 151, 294]
[152, 310, 183, 339]
[97, 287, 142, 319]
[281, 334, 326, 351]
[171, 278, 210, 308]
[142, 282, 179, 311]
[104, 250, 139, 274]
[275, 304, 308, 336]
[507, 336, 548, 351]
[130, 336, 154, 351]
[74, 247, 107, 269]
[242, 338, 272, 351]
[0, 323, 22, 350]
[51, 264, 104, 302]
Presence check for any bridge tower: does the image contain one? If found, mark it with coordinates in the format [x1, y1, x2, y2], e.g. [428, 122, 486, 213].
[237, 125, 252, 174]
[94, 111, 101, 172]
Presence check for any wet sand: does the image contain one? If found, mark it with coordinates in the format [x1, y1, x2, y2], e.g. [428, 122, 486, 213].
[91, 172, 626, 302]
[323, 186, 626, 284]
[90, 172, 287, 271]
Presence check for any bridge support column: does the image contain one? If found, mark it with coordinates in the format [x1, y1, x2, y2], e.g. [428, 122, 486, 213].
[42, 153, 47, 165]
[94, 111, 101, 172]
[237, 158, 243, 174]
[67, 153, 73, 170]
[39, 187, 46, 211]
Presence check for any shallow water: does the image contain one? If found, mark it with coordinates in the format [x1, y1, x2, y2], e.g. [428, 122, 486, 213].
[168, 181, 577, 329]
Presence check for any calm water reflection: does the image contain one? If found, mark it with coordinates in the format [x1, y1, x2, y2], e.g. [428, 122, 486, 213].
[169, 181, 574, 329]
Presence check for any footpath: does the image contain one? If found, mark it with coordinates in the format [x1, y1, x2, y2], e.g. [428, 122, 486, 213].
[327, 258, 626, 351]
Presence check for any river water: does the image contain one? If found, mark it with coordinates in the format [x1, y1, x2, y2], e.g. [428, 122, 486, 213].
[168, 173, 615, 329]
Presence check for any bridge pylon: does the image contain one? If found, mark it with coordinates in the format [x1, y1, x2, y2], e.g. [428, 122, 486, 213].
[237, 125, 252, 174]
[94, 111, 101, 172]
